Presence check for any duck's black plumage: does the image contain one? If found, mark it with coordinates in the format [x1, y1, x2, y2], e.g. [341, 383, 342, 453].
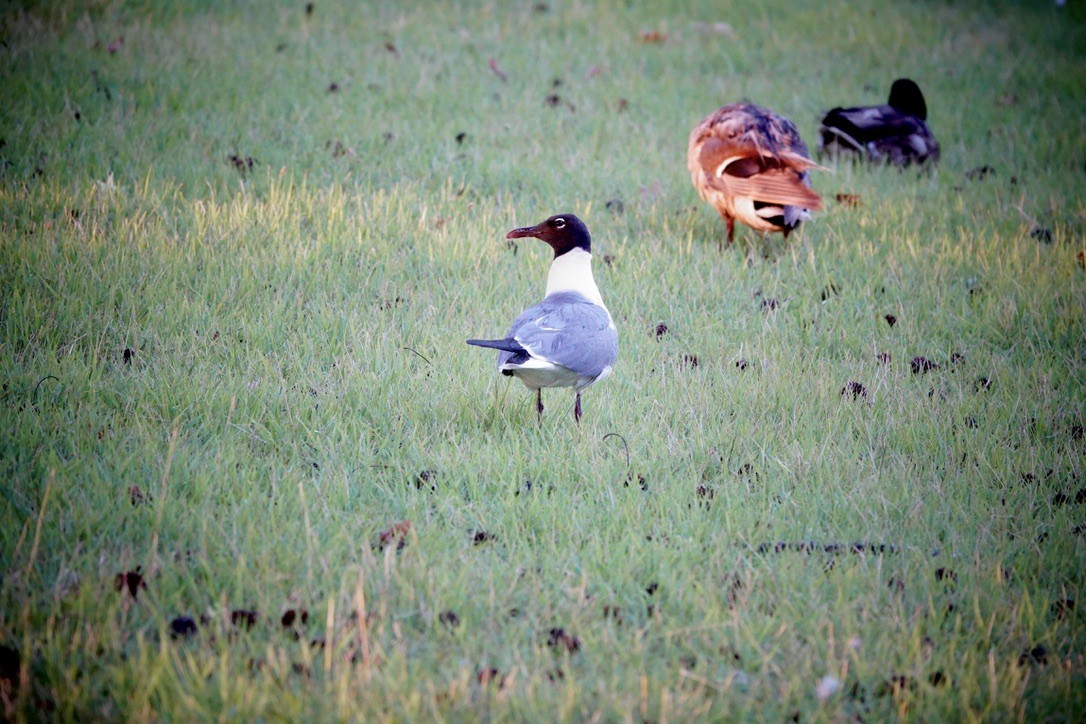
[818, 79, 939, 167]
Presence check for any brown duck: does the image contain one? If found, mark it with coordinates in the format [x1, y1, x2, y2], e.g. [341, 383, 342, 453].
[687, 103, 823, 247]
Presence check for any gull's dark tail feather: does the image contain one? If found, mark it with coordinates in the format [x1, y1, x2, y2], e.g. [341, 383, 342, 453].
[466, 337, 525, 353]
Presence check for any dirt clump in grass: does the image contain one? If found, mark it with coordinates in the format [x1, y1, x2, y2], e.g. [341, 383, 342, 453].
[377, 521, 411, 552]
[414, 469, 437, 491]
[230, 609, 258, 630]
[874, 675, 918, 698]
[1018, 645, 1047, 666]
[546, 628, 581, 654]
[169, 616, 198, 639]
[911, 356, 938, 374]
[935, 568, 957, 586]
[841, 381, 867, 400]
[227, 154, 255, 177]
[1052, 491, 1072, 506]
[281, 609, 309, 628]
[128, 485, 148, 506]
[0, 645, 20, 687]
[1050, 600, 1075, 619]
[965, 165, 995, 181]
[694, 484, 714, 509]
[114, 567, 146, 599]
[471, 530, 496, 545]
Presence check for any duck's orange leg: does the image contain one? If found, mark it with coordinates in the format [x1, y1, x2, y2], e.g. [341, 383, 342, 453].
[720, 215, 735, 250]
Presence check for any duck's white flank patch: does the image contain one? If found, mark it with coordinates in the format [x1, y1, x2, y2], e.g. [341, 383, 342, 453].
[731, 197, 774, 232]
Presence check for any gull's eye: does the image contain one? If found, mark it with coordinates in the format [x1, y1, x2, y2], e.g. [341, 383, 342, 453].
[552, 217, 566, 228]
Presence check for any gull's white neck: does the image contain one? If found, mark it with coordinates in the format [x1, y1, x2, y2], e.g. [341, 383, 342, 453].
[546, 247, 605, 308]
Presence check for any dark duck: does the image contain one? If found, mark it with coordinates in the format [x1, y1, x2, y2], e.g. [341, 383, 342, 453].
[818, 78, 939, 167]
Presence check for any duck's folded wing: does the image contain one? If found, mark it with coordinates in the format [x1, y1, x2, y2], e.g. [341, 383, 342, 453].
[506, 294, 617, 378]
[821, 105, 927, 142]
[696, 137, 822, 176]
[706, 169, 823, 211]
[695, 135, 823, 211]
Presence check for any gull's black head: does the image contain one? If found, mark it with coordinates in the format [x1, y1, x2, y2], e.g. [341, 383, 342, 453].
[887, 78, 928, 120]
[506, 213, 591, 257]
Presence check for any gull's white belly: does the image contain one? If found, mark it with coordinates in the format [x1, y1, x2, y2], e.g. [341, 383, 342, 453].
[502, 358, 592, 390]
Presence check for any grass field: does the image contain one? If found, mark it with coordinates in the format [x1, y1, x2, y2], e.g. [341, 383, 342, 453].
[1, 0, 1085, 719]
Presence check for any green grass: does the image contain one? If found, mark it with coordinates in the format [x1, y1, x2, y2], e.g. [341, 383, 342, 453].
[2, 0, 1085, 719]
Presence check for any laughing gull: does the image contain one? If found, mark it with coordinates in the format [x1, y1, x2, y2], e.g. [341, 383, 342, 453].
[687, 103, 823, 247]
[467, 214, 617, 423]
[818, 78, 940, 167]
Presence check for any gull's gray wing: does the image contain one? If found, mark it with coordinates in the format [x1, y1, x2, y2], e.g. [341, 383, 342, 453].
[501, 291, 617, 378]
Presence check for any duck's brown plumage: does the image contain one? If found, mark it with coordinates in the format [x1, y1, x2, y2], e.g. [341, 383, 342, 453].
[688, 103, 823, 246]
